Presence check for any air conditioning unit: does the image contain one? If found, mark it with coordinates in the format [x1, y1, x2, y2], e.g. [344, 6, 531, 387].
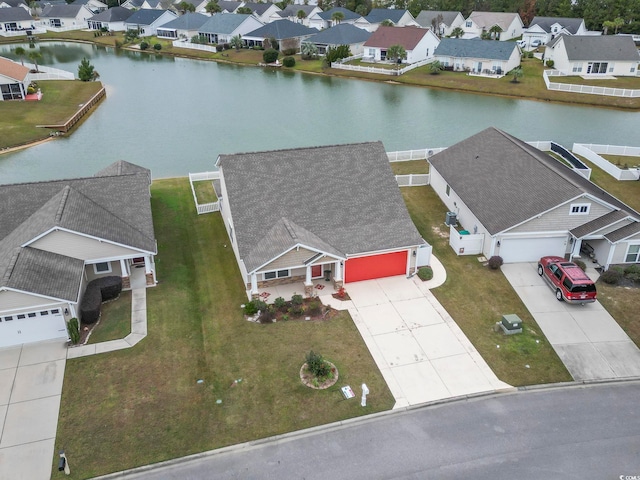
[445, 211, 457, 226]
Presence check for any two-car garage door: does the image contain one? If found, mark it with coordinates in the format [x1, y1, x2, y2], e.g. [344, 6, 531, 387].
[345, 251, 408, 283]
[498, 237, 567, 263]
[0, 309, 68, 348]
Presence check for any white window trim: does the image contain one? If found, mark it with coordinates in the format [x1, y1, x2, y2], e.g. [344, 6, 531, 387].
[263, 269, 290, 280]
[625, 244, 640, 263]
[445, 184, 451, 197]
[93, 261, 112, 274]
[569, 203, 590, 215]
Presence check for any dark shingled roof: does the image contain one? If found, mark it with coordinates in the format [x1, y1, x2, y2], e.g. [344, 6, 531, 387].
[88, 6, 133, 22]
[318, 7, 361, 21]
[125, 8, 173, 26]
[157, 12, 209, 30]
[218, 142, 425, 273]
[570, 210, 628, 238]
[429, 127, 639, 235]
[41, 4, 85, 17]
[242, 1, 277, 15]
[527, 16, 584, 34]
[0, 6, 33, 21]
[604, 222, 640, 243]
[244, 19, 315, 39]
[415, 10, 461, 28]
[199, 13, 255, 34]
[217, 0, 241, 12]
[434, 37, 518, 60]
[277, 4, 317, 17]
[547, 34, 640, 61]
[365, 8, 411, 24]
[306, 23, 371, 46]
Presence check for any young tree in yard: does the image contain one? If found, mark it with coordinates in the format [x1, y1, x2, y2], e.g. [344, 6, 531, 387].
[296, 9, 307, 23]
[14, 46, 26, 65]
[78, 57, 96, 81]
[510, 66, 523, 83]
[205, 0, 221, 13]
[489, 24, 502, 39]
[27, 50, 42, 72]
[236, 6, 251, 13]
[380, 19, 394, 26]
[428, 59, 443, 74]
[331, 11, 344, 25]
[177, 0, 195, 12]
[230, 34, 243, 50]
[301, 41, 318, 59]
[450, 26, 464, 38]
[386, 44, 406, 66]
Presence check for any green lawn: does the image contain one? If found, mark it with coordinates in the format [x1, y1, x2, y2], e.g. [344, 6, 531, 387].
[600, 154, 640, 169]
[402, 186, 571, 386]
[193, 180, 218, 204]
[87, 291, 131, 344]
[390, 160, 430, 175]
[576, 156, 640, 213]
[54, 178, 394, 479]
[597, 282, 640, 347]
[549, 75, 640, 89]
[0, 80, 103, 149]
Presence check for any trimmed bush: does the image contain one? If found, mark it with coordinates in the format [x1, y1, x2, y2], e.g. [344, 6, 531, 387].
[92, 276, 123, 301]
[307, 301, 322, 316]
[259, 306, 276, 323]
[574, 259, 587, 271]
[153, 43, 162, 51]
[417, 266, 433, 281]
[274, 296, 287, 310]
[306, 350, 330, 377]
[140, 41, 149, 50]
[67, 317, 80, 345]
[263, 48, 279, 63]
[600, 268, 622, 285]
[80, 284, 101, 324]
[216, 43, 225, 52]
[223, 43, 230, 50]
[244, 299, 267, 316]
[291, 294, 303, 306]
[545, 59, 554, 68]
[624, 264, 640, 282]
[488, 256, 504, 270]
[282, 56, 295, 67]
[282, 48, 297, 56]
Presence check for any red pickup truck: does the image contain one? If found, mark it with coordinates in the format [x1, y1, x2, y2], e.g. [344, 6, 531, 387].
[538, 256, 597, 304]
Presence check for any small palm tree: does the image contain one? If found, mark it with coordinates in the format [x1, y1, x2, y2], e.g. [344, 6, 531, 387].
[428, 60, 444, 74]
[301, 41, 318, 59]
[230, 34, 243, 51]
[205, 0, 221, 13]
[510, 66, 523, 83]
[489, 24, 502, 40]
[331, 11, 344, 25]
[386, 44, 406, 67]
[27, 50, 42, 72]
[380, 19, 394, 26]
[14, 46, 26, 65]
[450, 26, 464, 38]
[296, 9, 307, 23]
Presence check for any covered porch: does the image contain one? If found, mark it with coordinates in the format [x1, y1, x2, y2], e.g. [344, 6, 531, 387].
[247, 277, 340, 305]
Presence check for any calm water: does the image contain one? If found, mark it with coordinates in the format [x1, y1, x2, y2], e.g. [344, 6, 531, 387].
[0, 42, 638, 184]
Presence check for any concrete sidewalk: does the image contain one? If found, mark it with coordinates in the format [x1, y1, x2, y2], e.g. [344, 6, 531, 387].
[323, 257, 511, 408]
[502, 263, 640, 381]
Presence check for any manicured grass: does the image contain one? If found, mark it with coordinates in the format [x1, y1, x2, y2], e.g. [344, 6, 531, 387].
[600, 154, 640, 168]
[193, 180, 218, 204]
[390, 160, 430, 175]
[346, 59, 398, 70]
[87, 291, 131, 344]
[402, 186, 572, 386]
[0, 80, 103, 149]
[597, 283, 640, 347]
[550, 75, 640, 89]
[54, 178, 394, 479]
[576, 156, 640, 212]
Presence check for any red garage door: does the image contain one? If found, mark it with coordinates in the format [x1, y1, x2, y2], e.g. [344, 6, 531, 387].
[345, 251, 408, 283]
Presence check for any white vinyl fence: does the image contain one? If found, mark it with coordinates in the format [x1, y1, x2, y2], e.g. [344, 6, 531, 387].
[332, 57, 434, 76]
[572, 144, 640, 180]
[395, 174, 429, 186]
[449, 224, 484, 256]
[189, 171, 221, 214]
[544, 70, 640, 98]
[27, 64, 75, 81]
[172, 40, 218, 53]
[387, 147, 446, 161]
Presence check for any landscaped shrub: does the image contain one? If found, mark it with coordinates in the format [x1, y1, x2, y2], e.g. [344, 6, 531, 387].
[574, 259, 587, 271]
[306, 350, 330, 377]
[153, 43, 162, 51]
[307, 301, 322, 316]
[488, 256, 504, 270]
[244, 299, 267, 316]
[91, 276, 123, 301]
[263, 48, 279, 63]
[259, 306, 276, 323]
[282, 48, 297, 56]
[291, 294, 303, 306]
[140, 41, 149, 50]
[223, 43, 230, 50]
[274, 296, 287, 310]
[600, 268, 622, 284]
[417, 266, 433, 281]
[27, 85, 35, 94]
[545, 59, 554, 68]
[288, 304, 305, 317]
[80, 284, 101, 324]
[282, 56, 295, 67]
[67, 317, 80, 345]
[624, 264, 640, 282]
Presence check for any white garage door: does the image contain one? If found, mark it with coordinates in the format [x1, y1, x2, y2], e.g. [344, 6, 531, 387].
[0, 309, 68, 348]
[499, 237, 567, 263]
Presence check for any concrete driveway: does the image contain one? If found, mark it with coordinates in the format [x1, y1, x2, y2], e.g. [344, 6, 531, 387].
[0, 340, 67, 480]
[502, 263, 640, 381]
[344, 275, 511, 408]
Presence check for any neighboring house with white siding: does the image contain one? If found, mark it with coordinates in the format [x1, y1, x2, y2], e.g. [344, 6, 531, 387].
[40, 4, 94, 30]
[357, 8, 419, 32]
[522, 16, 587, 47]
[307, 7, 363, 30]
[304, 22, 371, 55]
[124, 8, 177, 36]
[462, 11, 523, 40]
[241, 2, 280, 24]
[415, 10, 464, 37]
[433, 37, 520, 74]
[363, 25, 439, 63]
[87, 6, 133, 31]
[428, 127, 640, 267]
[270, 4, 321, 28]
[0, 56, 29, 100]
[156, 11, 208, 39]
[544, 34, 640, 76]
[198, 13, 263, 45]
[0, 161, 157, 349]
[0, 6, 34, 34]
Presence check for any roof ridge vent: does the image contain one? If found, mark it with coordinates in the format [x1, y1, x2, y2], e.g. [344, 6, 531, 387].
[55, 185, 72, 223]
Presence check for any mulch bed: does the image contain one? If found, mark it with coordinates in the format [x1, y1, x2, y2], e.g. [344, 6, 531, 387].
[299, 361, 339, 390]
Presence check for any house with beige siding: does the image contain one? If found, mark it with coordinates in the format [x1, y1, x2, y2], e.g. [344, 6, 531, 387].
[0, 161, 157, 348]
[429, 127, 640, 267]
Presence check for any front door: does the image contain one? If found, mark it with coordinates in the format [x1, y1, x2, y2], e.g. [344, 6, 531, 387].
[311, 265, 323, 278]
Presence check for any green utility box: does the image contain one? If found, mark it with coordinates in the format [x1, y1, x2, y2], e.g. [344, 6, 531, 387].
[501, 314, 523, 335]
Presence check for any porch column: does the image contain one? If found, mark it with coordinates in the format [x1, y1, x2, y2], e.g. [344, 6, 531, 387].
[120, 259, 130, 289]
[144, 255, 154, 286]
[334, 261, 342, 281]
[571, 238, 582, 260]
[250, 273, 259, 296]
[68, 303, 77, 319]
[304, 266, 313, 297]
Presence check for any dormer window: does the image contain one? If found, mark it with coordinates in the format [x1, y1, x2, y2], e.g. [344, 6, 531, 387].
[570, 203, 590, 215]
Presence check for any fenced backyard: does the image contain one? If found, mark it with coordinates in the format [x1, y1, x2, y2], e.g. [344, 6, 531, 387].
[572, 144, 640, 180]
[333, 57, 434, 76]
[189, 171, 220, 214]
[543, 70, 640, 98]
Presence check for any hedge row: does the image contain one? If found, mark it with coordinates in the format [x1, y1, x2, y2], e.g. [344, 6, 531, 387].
[79, 275, 123, 324]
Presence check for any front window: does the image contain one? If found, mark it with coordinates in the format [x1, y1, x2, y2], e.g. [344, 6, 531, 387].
[587, 62, 608, 74]
[465, 21, 472, 28]
[263, 269, 290, 280]
[445, 184, 451, 196]
[93, 262, 112, 274]
[625, 244, 640, 263]
[570, 203, 590, 215]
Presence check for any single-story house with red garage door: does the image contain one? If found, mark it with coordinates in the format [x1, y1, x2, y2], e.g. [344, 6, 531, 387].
[216, 142, 430, 299]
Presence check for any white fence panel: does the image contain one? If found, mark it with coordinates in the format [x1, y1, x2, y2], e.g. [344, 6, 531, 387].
[387, 148, 446, 161]
[189, 171, 221, 214]
[572, 144, 640, 180]
[449, 224, 484, 255]
[189, 171, 219, 181]
[544, 70, 640, 98]
[526, 141, 552, 151]
[27, 64, 75, 81]
[197, 203, 220, 214]
[172, 40, 218, 53]
[395, 174, 429, 186]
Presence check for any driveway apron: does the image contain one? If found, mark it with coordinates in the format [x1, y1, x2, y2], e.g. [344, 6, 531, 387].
[345, 275, 511, 408]
[0, 340, 67, 480]
[502, 263, 640, 381]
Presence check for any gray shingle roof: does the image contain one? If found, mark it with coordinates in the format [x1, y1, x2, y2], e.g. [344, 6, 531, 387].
[434, 37, 518, 61]
[318, 7, 360, 21]
[277, 4, 316, 17]
[604, 222, 640, 243]
[0, 161, 155, 301]
[570, 210, 628, 238]
[88, 6, 133, 22]
[244, 19, 314, 39]
[415, 10, 461, 28]
[306, 23, 371, 45]
[1, 0, 29, 7]
[365, 8, 410, 24]
[218, 142, 425, 273]
[0, 6, 32, 21]
[527, 16, 584, 34]
[242, 1, 276, 15]
[217, 0, 241, 12]
[41, 4, 84, 17]
[199, 13, 255, 34]
[429, 127, 639, 235]
[157, 11, 208, 30]
[125, 8, 172, 26]
[468, 11, 522, 30]
[549, 34, 640, 61]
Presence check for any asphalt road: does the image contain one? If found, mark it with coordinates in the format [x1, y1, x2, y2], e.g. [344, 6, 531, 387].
[107, 382, 640, 480]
